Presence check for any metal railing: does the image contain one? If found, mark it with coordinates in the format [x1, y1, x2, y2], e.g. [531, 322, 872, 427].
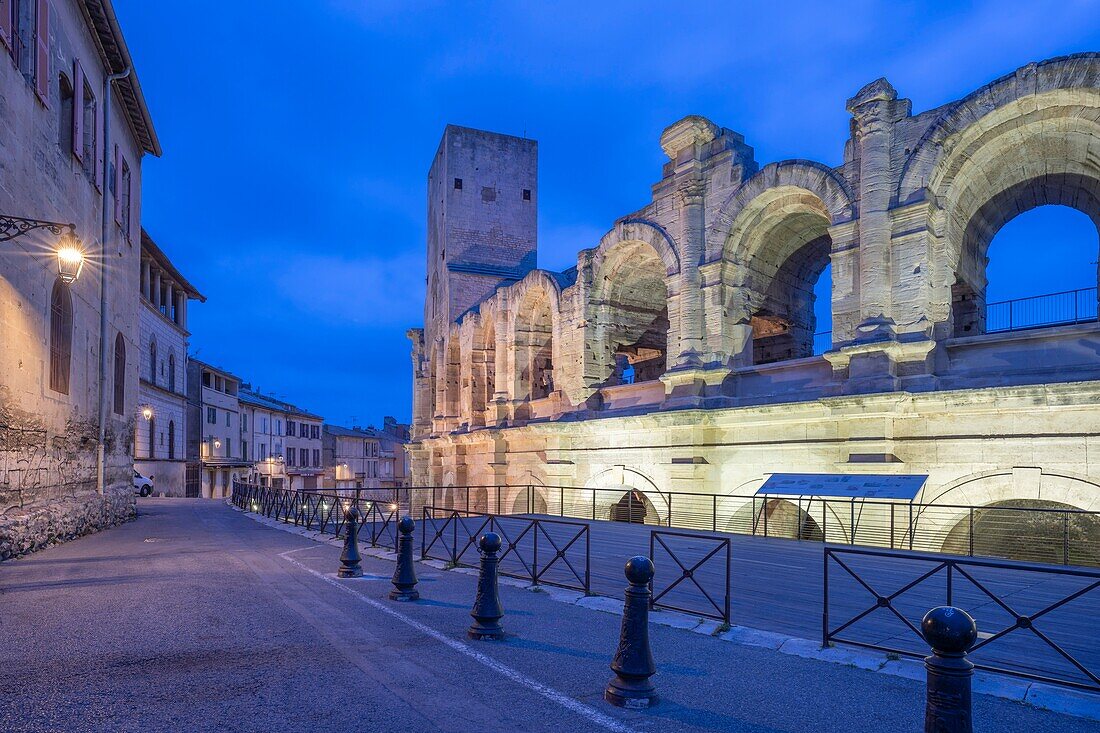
[420, 507, 590, 593]
[231, 482, 400, 549]
[649, 530, 730, 623]
[393, 485, 1100, 567]
[986, 286, 1098, 333]
[824, 546, 1100, 691]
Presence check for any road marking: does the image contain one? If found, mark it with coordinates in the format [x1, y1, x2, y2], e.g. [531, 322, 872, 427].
[280, 550, 639, 733]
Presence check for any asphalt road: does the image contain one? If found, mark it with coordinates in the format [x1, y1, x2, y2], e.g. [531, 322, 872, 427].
[0, 499, 1094, 733]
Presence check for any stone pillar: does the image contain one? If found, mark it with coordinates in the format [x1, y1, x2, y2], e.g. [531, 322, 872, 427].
[673, 181, 706, 367]
[152, 269, 162, 310]
[165, 282, 175, 322]
[846, 78, 908, 340]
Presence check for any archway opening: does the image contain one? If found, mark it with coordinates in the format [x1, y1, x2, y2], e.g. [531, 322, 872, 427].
[735, 189, 833, 365]
[608, 489, 660, 525]
[510, 487, 548, 515]
[739, 499, 824, 541]
[514, 291, 554, 402]
[592, 242, 669, 386]
[941, 499, 1100, 566]
[950, 176, 1100, 336]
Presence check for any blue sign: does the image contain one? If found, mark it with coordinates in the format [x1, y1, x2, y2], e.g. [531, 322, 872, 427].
[756, 473, 928, 500]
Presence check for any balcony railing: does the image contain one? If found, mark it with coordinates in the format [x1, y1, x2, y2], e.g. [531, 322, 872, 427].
[986, 287, 1098, 333]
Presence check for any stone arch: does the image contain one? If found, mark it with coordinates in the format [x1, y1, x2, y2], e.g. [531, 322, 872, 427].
[586, 223, 676, 387]
[583, 466, 668, 526]
[510, 272, 560, 408]
[706, 160, 856, 263]
[894, 56, 1100, 336]
[469, 306, 496, 426]
[713, 163, 854, 364]
[911, 468, 1100, 558]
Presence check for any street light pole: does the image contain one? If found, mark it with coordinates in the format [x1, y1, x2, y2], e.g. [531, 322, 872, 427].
[96, 66, 131, 496]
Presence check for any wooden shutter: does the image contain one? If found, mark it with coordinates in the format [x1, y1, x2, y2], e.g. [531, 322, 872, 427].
[113, 145, 122, 223]
[0, 0, 11, 50]
[33, 0, 48, 103]
[128, 162, 137, 239]
[72, 59, 84, 162]
[93, 90, 103, 188]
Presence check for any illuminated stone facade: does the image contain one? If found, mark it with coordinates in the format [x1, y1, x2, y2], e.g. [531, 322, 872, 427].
[409, 56, 1100, 532]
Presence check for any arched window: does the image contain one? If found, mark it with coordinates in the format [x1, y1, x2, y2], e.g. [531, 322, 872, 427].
[168, 420, 176, 460]
[113, 333, 126, 415]
[149, 337, 157, 385]
[49, 279, 73, 394]
[168, 353, 176, 392]
[148, 416, 156, 459]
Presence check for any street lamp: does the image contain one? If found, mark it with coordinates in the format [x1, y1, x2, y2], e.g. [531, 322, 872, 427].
[0, 215, 85, 283]
[141, 406, 154, 420]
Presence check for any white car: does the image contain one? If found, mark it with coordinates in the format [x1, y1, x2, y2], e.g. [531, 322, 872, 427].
[134, 469, 154, 497]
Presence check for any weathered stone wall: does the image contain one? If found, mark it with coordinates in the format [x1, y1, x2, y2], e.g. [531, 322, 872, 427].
[0, 487, 135, 561]
[0, 0, 153, 549]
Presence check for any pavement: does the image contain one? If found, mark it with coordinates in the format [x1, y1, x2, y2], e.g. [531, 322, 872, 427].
[0, 499, 1096, 733]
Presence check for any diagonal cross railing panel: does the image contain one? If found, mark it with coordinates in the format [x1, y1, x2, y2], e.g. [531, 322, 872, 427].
[649, 530, 730, 623]
[823, 546, 1100, 692]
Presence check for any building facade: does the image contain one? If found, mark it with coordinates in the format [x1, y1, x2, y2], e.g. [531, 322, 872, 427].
[410, 56, 1100, 546]
[133, 230, 203, 496]
[0, 0, 159, 557]
[323, 417, 410, 492]
[186, 360, 249, 498]
[239, 388, 323, 491]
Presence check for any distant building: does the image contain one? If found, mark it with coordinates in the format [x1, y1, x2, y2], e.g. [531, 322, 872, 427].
[186, 360, 249, 498]
[0, 0, 160, 557]
[133, 231, 204, 496]
[323, 417, 410, 492]
[239, 388, 323, 491]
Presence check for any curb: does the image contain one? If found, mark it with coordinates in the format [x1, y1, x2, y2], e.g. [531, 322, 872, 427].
[231, 502, 1100, 722]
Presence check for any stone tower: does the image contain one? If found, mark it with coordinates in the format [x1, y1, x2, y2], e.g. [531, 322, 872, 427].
[423, 125, 538, 349]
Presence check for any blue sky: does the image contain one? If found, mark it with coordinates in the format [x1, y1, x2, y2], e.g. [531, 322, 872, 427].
[116, 0, 1100, 425]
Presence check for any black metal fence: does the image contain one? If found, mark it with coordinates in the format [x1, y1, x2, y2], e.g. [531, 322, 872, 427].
[649, 530, 730, 623]
[395, 485, 1100, 567]
[231, 482, 400, 549]
[823, 546, 1100, 691]
[421, 507, 591, 593]
[986, 286, 1098, 333]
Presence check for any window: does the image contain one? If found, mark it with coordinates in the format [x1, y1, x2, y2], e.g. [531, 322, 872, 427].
[311, 425, 319, 440]
[224, 438, 231, 457]
[242, 413, 248, 431]
[168, 353, 176, 392]
[312, 449, 320, 467]
[276, 419, 282, 435]
[523, 189, 531, 201]
[81, 75, 97, 180]
[225, 411, 230, 428]
[286, 420, 295, 437]
[202, 371, 212, 388]
[120, 158, 132, 240]
[58, 72, 74, 155]
[261, 417, 268, 433]
[286, 447, 295, 467]
[148, 417, 156, 459]
[112, 333, 125, 415]
[242, 440, 248, 461]
[168, 421, 175, 460]
[454, 177, 462, 190]
[207, 407, 216, 424]
[149, 337, 157, 384]
[259, 443, 267, 461]
[48, 279, 72, 394]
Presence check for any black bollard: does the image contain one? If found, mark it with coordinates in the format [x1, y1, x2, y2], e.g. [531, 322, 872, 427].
[337, 505, 363, 578]
[921, 605, 977, 733]
[467, 532, 505, 640]
[605, 555, 657, 709]
[390, 516, 420, 601]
